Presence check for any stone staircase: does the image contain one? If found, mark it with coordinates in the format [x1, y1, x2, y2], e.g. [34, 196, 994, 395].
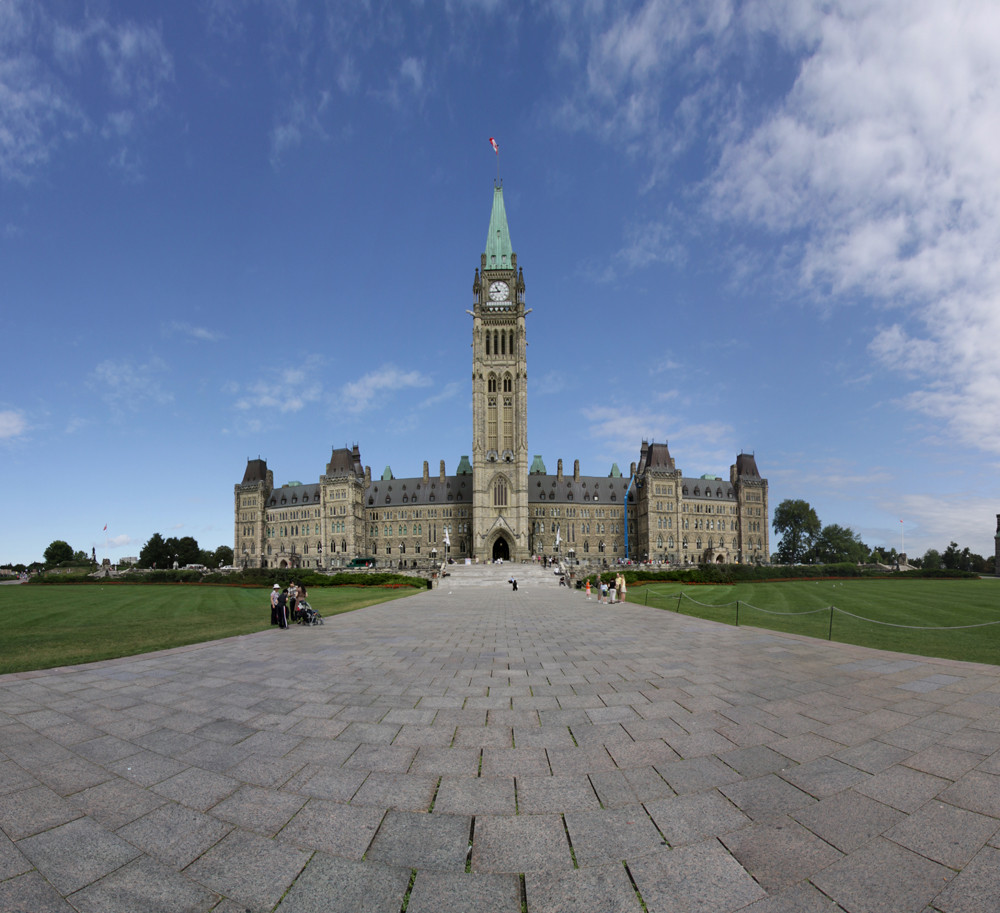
[439, 560, 567, 589]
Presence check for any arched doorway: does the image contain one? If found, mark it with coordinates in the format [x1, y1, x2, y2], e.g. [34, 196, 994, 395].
[492, 536, 510, 562]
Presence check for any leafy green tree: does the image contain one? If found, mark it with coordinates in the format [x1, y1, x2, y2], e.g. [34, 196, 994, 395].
[922, 548, 942, 570]
[811, 524, 869, 564]
[43, 540, 74, 566]
[163, 536, 201, 567]
[213, 545, 234, 567]
[941, 541, 963, 570]
[772, 499, 821, 564]
[73, 550, 90, 563]
[138, 533, 169, 568]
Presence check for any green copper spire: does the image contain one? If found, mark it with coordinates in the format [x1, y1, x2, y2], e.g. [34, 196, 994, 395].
[485, 184, 513, 270]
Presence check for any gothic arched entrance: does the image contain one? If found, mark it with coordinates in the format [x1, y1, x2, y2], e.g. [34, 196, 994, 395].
[492, 536, 511, 562]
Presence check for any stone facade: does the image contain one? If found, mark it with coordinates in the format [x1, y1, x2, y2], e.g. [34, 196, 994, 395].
[234, 184, 769, 570]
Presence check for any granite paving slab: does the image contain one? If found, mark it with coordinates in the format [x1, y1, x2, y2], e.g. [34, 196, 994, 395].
[3, 579, 1000, 911]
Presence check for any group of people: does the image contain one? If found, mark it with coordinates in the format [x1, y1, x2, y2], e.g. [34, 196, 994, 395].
[584, 573, 628, 604]
[270, 581, 307, 629]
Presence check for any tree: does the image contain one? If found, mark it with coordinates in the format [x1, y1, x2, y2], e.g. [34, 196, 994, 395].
[138, 533, 169, 569]
[922, 548, 942, 570]
[941, 541, 963, 570]
[772, 499, 821, 564]
[811, 524, 869, 564]
[212, 545, 234, 568]
[43, 540, 74, 566]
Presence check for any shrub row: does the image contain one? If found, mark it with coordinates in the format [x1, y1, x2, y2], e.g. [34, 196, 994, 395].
[584, 563, 980, 587]
[27, 568, 427, 589]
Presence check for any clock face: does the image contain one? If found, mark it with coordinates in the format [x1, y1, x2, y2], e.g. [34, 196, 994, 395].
[489, 280, 509, 302]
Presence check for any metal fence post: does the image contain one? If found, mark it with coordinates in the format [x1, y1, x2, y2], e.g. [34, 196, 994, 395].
[828, 606, 834, 640]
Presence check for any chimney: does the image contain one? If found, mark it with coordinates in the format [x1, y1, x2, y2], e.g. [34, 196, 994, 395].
[557, 459, 563, 481]
[630, 462, 636, 477]
[439, 460, 446, 482]
[573, 459, 580, 481]
[364, 465, 371, 486]
[423, 461, 429, 482]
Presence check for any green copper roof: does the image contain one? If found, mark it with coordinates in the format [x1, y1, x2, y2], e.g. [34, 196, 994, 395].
[381, 466, 393, 481]
[456, 455, 473, 475]
[530, 454, 547, 474]
[485, 184, 513, 270]
[609, 463, 622, 478]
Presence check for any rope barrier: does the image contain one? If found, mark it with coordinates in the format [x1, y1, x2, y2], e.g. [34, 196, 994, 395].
[672, 590, 1000, 632]
[829, 606, 1000, 630]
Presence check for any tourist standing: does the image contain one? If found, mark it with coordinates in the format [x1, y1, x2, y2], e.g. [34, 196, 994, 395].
[270, 584, 280, 625]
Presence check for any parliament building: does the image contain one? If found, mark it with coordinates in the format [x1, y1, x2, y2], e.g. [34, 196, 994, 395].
[235, 185, 769, 570]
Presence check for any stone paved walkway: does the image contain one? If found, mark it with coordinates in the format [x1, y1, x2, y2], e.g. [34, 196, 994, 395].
[2, 574, 1000, 912]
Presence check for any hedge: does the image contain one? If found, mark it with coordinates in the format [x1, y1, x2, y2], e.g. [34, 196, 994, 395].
[580, 563, 980, 587]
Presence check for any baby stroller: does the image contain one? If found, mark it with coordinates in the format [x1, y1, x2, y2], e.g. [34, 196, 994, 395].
[295, 600, 324, 626]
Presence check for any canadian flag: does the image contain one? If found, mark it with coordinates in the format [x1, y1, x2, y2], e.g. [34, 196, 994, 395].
[489, 137, 499, 155]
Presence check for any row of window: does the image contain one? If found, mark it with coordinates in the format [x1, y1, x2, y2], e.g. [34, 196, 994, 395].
[484, 331, 516, 357]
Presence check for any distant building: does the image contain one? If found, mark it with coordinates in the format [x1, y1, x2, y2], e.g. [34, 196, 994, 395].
[235, 185, 769, 570]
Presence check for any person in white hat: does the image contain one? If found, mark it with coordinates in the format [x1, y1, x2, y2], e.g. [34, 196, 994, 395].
[270, 584, 281, 626]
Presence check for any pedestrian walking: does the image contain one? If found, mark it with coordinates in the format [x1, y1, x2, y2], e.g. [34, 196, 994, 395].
[585, 579, 591, 599]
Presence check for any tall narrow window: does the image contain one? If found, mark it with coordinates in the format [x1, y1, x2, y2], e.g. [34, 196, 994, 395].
[503, 395, 513, 451]
[487, 396, 498, 451]
[486, 332, 491, 355]
[493, 478, 508, 507]
[500, 331, 506, 355]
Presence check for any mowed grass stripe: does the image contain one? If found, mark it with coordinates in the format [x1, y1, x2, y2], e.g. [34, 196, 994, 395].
[0, 584, 420, 675]
[637, 579, 1000, 665]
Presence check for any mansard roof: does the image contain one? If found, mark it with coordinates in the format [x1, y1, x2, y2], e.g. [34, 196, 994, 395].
[680, 478, 736, 500]
[485, 184, 513, 270]
[268, 482, 322, 507]
[242, 458, 268, 484]
[734, 452, 761, 479]
[367, 476, 472, 507]
[637, 441, 675, 475]
[326, 445, 363, 478]
[528, 475, 633, 505]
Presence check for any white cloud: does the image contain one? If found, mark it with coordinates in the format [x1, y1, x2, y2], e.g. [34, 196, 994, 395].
[556, 0, 1000, 459]
[234, 359, 325, 414]
[0, 6, 173, 183]
[340, 365, 433, 414]
[400, 56, 424, 93]
[91, 358, 173, 413]
[0, 410, 27, 439]
[165, 321, 224, 343]
[419, 381, 462, 410]
[708, 0, 1000, 456]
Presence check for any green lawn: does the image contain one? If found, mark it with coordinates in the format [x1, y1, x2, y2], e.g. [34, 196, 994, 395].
[0, 584, 420, 675]
[633, 578, 1000, 666]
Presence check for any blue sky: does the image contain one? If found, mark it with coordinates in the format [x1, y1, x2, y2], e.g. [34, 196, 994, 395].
[3, 0, 999, 566]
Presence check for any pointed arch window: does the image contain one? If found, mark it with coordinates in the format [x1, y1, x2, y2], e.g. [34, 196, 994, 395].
[493, 478, 508, 508]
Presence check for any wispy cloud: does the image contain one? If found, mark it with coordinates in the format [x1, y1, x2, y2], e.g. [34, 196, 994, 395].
[1, 5, 173, 183]
[340, 365, 433, 414]
[165, 321, 224, 343]
[91, 358, 174, 414]
[419, 381, 462, 410]
[554, 0, 1000, 459]
[234, 357, 325, 414]
[0, 410, 28, 440]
